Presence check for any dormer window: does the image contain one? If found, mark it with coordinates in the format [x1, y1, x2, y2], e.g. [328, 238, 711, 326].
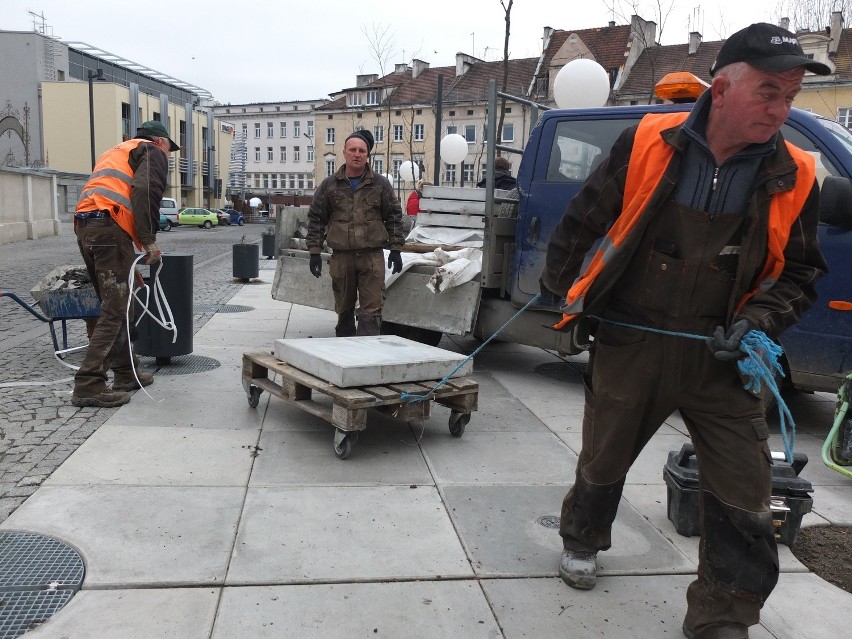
[348, 92, 363, 107]
[366, 90, 379, 106]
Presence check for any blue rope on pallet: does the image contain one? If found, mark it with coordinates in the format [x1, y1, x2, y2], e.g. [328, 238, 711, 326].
[593, 315, 796, 463]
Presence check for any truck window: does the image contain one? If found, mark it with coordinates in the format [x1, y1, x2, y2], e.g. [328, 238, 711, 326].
[780, 122, 839, 185]
[547, 118, 638, 183]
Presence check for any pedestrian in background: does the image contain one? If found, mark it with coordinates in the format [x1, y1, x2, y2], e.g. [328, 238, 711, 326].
[306, 129, 405, 336]
[72, 120, 179, 408]
[477, 156, 517, 190]
[540, 23, 828, 639]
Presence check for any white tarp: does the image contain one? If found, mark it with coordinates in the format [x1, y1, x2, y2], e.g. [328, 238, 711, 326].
[384, 248, 483, 293]
[404, 225, 484, 247]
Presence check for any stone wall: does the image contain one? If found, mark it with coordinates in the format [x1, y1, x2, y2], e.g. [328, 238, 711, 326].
[0, 166, 62, 245]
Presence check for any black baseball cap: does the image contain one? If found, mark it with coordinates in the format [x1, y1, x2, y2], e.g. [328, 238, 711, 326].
[710, 23, 831, 77]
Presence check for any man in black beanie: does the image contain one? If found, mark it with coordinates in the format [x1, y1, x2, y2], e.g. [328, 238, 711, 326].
[306, 128, 404, 336]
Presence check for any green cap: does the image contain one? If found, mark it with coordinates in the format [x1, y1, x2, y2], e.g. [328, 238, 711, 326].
[137, 120, 180, 151]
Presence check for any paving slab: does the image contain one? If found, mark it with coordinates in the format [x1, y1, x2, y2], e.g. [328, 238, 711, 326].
[274, 335, 473, 387]
[226, 486, 472, 584]
[213, 581, 499, 638]
[24, 588, 219, 639]
[759, 572, 852, 639]
[420, 431, 575, 485]
[250, 421, 434, 486]
[482, 575, 775, 638]
[42, 424, 257, 487]
[443, 485, 694, 577]
[0, 485, 244, 587]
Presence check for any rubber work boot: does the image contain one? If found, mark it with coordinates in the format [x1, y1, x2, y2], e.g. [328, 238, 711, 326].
[335, 309, 356, 337]
[559, 548, 597, 590]
[355, 314, 382, 336]
[682, 622, 748, 639]
[71, 389, 131, 408]
[112, 371, 154, 391]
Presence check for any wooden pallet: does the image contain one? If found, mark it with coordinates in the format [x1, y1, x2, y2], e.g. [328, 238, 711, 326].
[242, 351, 479, 458]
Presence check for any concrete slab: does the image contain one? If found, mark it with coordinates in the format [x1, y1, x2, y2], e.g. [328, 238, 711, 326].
[274, 335, 473, 387]
[482, 575, 774, 639]
[213, 582, 500, 638]
[416, 211, 485, 228]
[0, 485, 244, 587]
[25, 588, 219, 639]
[760, 572, 852, 639]
[250, 421, 433, 486]
[443, 485, 694, 577]
[226, 486, 472, 584]
[43, 424, 257, 487]
[420, 431, 575, 485]
[807, 484, 852, 524]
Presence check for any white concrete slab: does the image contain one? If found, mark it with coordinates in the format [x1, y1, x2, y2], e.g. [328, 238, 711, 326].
[416, 211, 485, 228]
[443, 485, 694, 577]
[226, 486, 472, 584]
[760, 572, 852, 639]
[250, 422, 434, 486]
[1, 485, 244, 587]
[43, 424, 257, 487]
[274, 335, 473, 387]
[420, 431, 575, 485]
[807, 484, 852, 524]
[482, 576, 775, 639]
[25, 588, 219, 639]
[213, 582, 500, 638]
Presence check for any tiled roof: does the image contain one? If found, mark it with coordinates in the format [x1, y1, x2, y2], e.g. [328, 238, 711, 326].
[542, 24, 634, 73]
[829, 27, 852, 81]
[618, 41, 722, 97]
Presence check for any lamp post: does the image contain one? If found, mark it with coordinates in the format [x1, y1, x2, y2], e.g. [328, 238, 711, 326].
[87, 68, 104, 170]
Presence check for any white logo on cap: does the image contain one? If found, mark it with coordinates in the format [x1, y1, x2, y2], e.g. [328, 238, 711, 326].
[770, 36, 799, 45]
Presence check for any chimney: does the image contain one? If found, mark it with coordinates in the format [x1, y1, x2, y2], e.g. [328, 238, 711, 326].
[688, 31, 702, 55]
[356, 74, 378, 87]
[780, 17, 790, 31]
[456, 52, 479, 76]
[609, 21, 615, 27]
[394, 63, 409, 74]
[412, 58, 430, 78]
[830, 11, 843, 55]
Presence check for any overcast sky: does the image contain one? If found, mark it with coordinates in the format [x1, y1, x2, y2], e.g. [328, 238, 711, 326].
[5, 0, 784, 104]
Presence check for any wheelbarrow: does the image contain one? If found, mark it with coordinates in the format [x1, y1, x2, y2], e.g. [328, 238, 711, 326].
[1, 266, 100, 363]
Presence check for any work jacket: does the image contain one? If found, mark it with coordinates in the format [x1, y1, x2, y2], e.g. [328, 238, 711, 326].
[306, 165, 404, 253]
[542, 112, 827, 339]
[76, 138, 168, 248]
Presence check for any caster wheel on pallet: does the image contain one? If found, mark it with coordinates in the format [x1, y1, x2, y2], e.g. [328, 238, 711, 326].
[247, 386, 262, 408]
[448, 411, 470, 437]
[333, 430, 358, 459]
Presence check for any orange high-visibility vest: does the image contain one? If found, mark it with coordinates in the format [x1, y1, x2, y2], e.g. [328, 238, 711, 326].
[554, 112, 815, 329]
[76, 138, 158, 249]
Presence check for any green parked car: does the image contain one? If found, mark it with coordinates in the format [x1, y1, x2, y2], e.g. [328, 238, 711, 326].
[178, 207, 218, 229]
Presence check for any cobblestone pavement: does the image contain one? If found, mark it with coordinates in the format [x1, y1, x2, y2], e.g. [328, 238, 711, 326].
[0, 221, 271, 522]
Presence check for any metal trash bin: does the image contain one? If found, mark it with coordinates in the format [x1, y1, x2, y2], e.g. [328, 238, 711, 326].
[135, 253, 193, 365]
[233, 243, 260, 280]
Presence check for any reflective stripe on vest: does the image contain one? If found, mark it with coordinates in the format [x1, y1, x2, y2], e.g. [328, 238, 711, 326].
[76, 138, 153, 249]
[553, 111, 815, 330]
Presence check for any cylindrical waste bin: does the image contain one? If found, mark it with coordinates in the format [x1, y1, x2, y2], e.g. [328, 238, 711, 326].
[262, 233, 276, 259]
[135, 253, 193, 365]
[233, 243, 260, 280]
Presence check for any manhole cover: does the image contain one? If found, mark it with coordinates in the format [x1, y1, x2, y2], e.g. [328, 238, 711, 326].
[194, 303, 254, 314]
[536, 515, 561, 529]
[141, 354, 221, 376]
[0, 531, 84, 638]
[534, 361, 587, 382]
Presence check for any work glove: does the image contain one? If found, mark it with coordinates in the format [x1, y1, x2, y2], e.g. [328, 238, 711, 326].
[309, 254, 322, 278]
[707, 318, 754, 361]
[143, 242, 161, 264]
[387, 250, 403, 274]
[538, 278, 563, 306]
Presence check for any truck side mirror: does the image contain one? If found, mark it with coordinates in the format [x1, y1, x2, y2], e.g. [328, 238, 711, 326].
[819, 176, 852, 229]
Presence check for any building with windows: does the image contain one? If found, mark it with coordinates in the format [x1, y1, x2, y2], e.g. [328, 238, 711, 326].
[0, 28, 232, 217]
[212, 99, 328, 214]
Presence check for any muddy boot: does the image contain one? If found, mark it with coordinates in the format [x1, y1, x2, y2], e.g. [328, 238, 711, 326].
[355, 314, 382, 336]
[112, 371, 154, 391]
[71, 388, 131, 408]
[335, 309, 356, 337]
[559, 548, 598, 590]
[682, 621, 748, 639]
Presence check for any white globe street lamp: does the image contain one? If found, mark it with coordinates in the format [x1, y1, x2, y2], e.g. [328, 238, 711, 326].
[552, 58, 610, 109]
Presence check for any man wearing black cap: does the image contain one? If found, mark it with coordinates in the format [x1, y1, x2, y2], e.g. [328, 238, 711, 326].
[540, 23, 829, 638]
[71, 120, 179, 407]
[306, 128, 404, 336]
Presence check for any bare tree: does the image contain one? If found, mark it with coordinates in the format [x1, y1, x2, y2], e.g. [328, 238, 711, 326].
[361, 23, 398, 177]
[497, 0, 513, 151]
[773, 0, 850, 32]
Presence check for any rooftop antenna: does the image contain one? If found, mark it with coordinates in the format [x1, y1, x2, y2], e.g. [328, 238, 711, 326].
[28, 10, 48, 35]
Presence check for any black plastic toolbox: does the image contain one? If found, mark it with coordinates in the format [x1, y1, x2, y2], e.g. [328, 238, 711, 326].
[663, 443, 813, 546]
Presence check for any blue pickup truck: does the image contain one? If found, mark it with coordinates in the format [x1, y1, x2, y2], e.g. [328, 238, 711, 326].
[506, 102, 852, 395]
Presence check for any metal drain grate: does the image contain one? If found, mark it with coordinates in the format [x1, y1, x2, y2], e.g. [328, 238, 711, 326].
[142, 354, 221, 376]
[537, 515, 561, 529]
[194, 303, 254, 314]
[534, 361, 587, 382]
[0, 532, 84, 639]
